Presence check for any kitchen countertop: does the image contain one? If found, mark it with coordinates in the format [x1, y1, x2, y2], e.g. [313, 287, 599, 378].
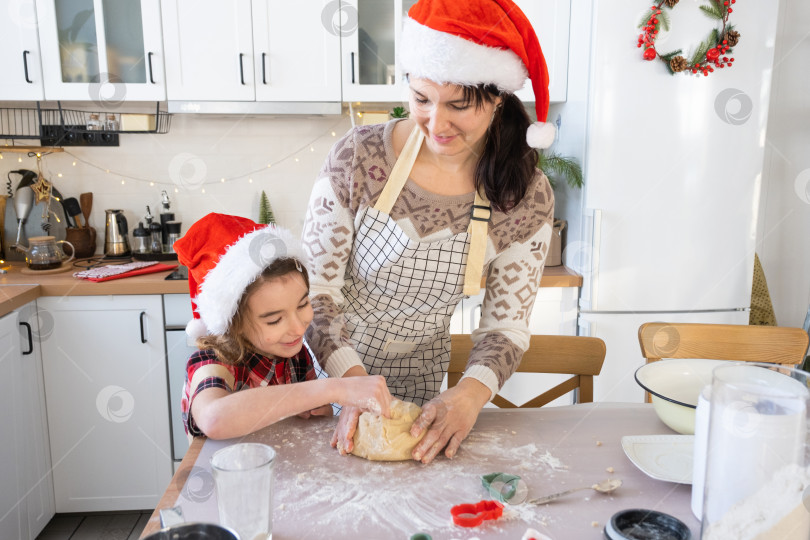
[0, 261, 582, 318]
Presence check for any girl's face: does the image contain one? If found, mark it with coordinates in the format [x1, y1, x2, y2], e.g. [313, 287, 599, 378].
[408, 77, 501, 160]
[244, 272, 313, 358]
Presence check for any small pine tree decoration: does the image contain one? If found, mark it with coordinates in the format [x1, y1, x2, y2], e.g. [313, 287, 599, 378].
[390, 106, 409, 119]
[258, 191, 276, 224]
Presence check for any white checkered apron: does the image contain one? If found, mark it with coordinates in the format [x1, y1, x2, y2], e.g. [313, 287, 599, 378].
[338, 127, 486, 405]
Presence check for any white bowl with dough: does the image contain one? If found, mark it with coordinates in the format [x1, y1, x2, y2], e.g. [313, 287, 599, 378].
[634, 359, 727, 435]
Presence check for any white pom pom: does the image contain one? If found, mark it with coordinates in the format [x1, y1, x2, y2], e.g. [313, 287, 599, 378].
[186, 318, 208, 340]
[526, 122, 556, 149]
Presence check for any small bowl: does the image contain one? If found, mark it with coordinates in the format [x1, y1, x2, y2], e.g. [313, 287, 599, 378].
[604, 508, 691, 540]
[634, 358, 728, 434]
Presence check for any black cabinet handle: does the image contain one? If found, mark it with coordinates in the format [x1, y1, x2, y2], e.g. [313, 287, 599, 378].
[350, 52, 355, 84]
[147, 52, 155, 84]
[262, 52, 267, 85]
[20, 322, 33, 355]
[23, 50, 32, 83]
[139, 311, 147, 343]
[239, 53, 245, 85]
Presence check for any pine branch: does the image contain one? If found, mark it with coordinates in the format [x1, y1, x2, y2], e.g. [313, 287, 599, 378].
[658, 10, 670, 32]
[700, 1, 725, 20]
[538, 153, 583, 189]
[690, 38, 711, 65]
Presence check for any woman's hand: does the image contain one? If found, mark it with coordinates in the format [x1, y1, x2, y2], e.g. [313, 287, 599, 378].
[409, 378, 491, 464]
[335, 375, 392, 418]
[330, 405, 362, 454]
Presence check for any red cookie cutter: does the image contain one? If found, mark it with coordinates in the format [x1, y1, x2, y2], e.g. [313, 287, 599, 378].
[450, 500, 504, 527]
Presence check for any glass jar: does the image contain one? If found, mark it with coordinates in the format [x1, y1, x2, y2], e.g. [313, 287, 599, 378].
[105, 114, 119, 131]
[87, 113, 103, 131]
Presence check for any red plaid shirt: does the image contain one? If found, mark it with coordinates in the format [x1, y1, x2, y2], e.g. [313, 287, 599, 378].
[181, 342, 316, 437]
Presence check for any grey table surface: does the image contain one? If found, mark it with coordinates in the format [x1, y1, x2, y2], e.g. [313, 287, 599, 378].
[166, 403, 699, 539]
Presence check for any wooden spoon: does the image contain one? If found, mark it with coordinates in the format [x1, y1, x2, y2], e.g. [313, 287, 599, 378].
[79, 192, 92, 229]
[527, 478, 622, 505]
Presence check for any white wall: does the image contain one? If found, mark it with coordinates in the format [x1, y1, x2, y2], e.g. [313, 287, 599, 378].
[2, 111, 353, 244]
[758, 0, 810, 327]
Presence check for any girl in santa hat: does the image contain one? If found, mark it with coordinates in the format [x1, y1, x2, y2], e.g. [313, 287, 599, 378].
[174, 213, 392, 440]
[302, 0, 555, 463]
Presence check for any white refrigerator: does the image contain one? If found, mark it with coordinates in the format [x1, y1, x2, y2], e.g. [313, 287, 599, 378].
[561, 0, 780, 402]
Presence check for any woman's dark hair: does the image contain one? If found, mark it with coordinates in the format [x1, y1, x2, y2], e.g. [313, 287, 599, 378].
[461, 84, 539, 212]
[196, 258, 310, 365]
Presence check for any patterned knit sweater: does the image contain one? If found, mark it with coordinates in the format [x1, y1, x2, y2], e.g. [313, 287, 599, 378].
[302, 120, 554, 400]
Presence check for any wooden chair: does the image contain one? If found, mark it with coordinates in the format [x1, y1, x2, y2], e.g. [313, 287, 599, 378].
[638, 322, 809, 365]
[448, 334, 606, 408]
[638, 322, 810, 402]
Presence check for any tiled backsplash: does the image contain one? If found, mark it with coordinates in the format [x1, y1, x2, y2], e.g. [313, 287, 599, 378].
[2, 113, 354, 242]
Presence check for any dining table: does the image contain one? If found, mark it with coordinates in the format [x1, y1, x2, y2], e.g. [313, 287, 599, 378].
[140, 403, 700, 539]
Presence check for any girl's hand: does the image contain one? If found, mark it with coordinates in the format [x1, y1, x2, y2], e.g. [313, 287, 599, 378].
[409, 379, 490, 464]
[330, 406, 362, 455]
[297, 404, 334, 419]
[337, 375, 392, 418]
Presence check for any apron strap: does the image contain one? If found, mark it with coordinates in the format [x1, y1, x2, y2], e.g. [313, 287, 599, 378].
[374, 126, 424, 215]
[374, 124, 490, 296]
[463, 189, 491, 296]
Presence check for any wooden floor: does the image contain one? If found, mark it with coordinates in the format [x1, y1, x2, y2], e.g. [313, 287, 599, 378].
[36, 512, 151, 540]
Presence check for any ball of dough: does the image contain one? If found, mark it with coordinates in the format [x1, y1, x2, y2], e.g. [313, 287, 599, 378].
[351, 399, 426, 461]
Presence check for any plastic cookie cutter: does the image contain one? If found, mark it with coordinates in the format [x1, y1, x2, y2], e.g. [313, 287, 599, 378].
[450, 500, 504, 527]
[482, 472, 529, 504]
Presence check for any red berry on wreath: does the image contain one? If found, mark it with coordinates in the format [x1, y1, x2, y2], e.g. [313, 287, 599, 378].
[643, 48, 657, 60]
[728, 7, 732, 13]
[706, 48, 721, 62]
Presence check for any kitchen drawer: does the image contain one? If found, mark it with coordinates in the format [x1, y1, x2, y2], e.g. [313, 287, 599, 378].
[164, 294, 192, 328]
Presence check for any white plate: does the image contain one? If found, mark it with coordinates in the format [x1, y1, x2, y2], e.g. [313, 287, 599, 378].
[621, 435, 694, 484]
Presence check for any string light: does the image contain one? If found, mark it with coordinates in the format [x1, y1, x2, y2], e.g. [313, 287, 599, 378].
[56, 115, 349, 188]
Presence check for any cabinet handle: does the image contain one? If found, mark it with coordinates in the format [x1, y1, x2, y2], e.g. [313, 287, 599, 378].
[239, 53, 245, 85]
[262, 52, 267, 85]
[19, 322, 33, 355]
[139, 311, 147, 343]
[350, 52, 355, 84]
[147, 52, 155, 84]
[23, 50, 32, 83]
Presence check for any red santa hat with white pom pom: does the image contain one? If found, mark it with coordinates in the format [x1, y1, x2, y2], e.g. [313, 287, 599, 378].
[398, 0, 555, 149]
[173, 213, 309, 340]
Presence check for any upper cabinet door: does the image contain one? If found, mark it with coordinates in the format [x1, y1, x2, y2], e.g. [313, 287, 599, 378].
[252, 0, 341, 102]
[0, 0, 45, 100]
[513, 0, 570, 104]
[36, 0, 166, 101]
[341, 0, 417, 103]
[161, 0, 256, 101]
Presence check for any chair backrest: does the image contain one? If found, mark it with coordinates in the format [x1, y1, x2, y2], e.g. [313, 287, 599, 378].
[448, 334, 606, 408]
[638, 322, 810, 365]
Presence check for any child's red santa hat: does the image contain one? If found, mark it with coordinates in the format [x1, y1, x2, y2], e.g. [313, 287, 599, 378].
[173, 213, 308, 339]
[399, 0, 555, 149]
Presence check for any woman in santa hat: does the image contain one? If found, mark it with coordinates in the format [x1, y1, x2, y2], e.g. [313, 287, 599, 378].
[302, 0, 555, 463]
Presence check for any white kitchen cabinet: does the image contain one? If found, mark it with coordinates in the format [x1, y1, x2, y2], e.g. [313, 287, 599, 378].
[340, 0, 417, 102]
[35, 0, 166, 101]
[38, 295, 172, 513]
[513, 0, 570, 104]
[0, 0, 45, 100]
[0, 302, 55, 540]
[161, 0, 341, 103]
[341, 0, 569, 103]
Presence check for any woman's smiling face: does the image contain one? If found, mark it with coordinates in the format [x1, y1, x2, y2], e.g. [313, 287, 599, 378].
[408, 77, 501, 160]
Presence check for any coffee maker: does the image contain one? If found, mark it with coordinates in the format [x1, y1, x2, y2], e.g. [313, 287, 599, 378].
[104, 209, 131, 256]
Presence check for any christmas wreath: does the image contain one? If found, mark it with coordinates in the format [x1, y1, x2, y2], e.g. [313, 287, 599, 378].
[637, 0, 740, 76]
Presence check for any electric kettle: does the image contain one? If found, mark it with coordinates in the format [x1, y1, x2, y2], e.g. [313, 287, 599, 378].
[104, 209, 131, 256]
